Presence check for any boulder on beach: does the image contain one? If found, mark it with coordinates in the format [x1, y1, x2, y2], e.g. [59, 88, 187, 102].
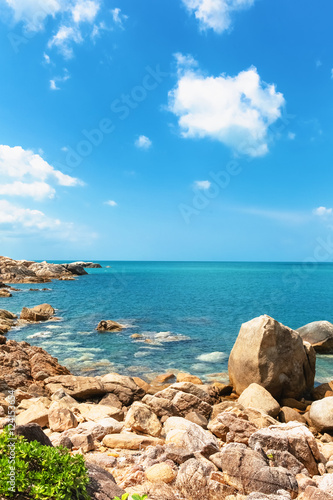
[20, 303, 55, 322]
[96, 320, 124, 332]
[297, 320, 333, 353]
[238, 383, 280, 417]
[228, 315, 316, 400]
[309, 396, 333, 432]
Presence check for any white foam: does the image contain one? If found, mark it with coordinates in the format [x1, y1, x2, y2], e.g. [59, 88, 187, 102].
[27, 331, 51, 339]
[134, 351, 151, 358]
[196, 352, 227, 363]
[45, 325, 62, 329]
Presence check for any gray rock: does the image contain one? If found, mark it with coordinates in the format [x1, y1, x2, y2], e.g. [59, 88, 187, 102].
[309, 397, 333, 432]
[15, 423, 53, 446]
[297, 321, 333, 353]
[86, 462, 125, 500]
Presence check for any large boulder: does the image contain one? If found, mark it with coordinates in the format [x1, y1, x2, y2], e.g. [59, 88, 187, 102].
[228, 315, 316, 399]
[309, 397, 333, 432]
[297, 321, 333, 353]
[20, 303, 55, 322]
[45, 375, 105, 399]
[124, 402, 162, 437]
[100, 373, 145, 405]
[86, 463, 125, 500]
[15, 423, 53, 446]
[238, 383, 281, 417]
[208, 411, 258, 444]
[96, 320, 124, 332]
[163, 416, 219, 457]
[62, 263, 88, 275]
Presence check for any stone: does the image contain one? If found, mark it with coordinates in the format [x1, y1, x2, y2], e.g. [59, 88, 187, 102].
[77, 403, 124, 422]
[0, 290, 12, 297]
[176, 458, 237, 500]
[14, 423, 53, 446]
[176, 372, 203, 384]
[279, 407, 307, 424]
[185, 411, 208, 428]
[303, 486, 333, 500]
[16, 401, 49, 427]
[48, 402, 78, 432]
[241, 407, 278, 429]
[95, 417, 123, 435]
[248, 422, 321, 476]
[208, 412, 258, 444]
[99, 392, 123, 409]
[96, 320, 124, 332]
[86, 463, 126, 500]
[132, 376, 150, 393]
[142, 394, 178, 418]
[151, 373, 176, 385]
[170, 382, 213, 404]
[297, 321, 333, 353]
[315, 474, 333, 495]
[102, 433, 164, 450]
[238, 383, 280, 418]
[20, 303, 55, 322]
[62, 263, 88, 275]
[45, 375, 105, 399]
[309, 397, 333, 432]
[266, 449, 308, 475]
[171, 390, 212, 418]
[100, 372, 145, 405]
[228, 315, 316, 399]
[211, 401, 244, 420]
[124, 402, 162, 437]
[145, 463, 177, 483]
[70, 433, 95, 452]
[312, 382, 333, 401]
[281, 398, 309, 411]
[211, 443, 298, 498]
[164, 416, 219, 457]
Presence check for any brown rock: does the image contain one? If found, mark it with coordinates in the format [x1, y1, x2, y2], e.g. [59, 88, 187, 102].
[70, 433, 95, 452]
[124, 402, 162, 437]
[185, 411, 208, 428]
[176, 372, 203, 384]
[312, 382, 333, 401]
[100, 373, 145, 405]
[208, 411, 258, 444]
[96, 320, 124, 332]
[86, 463, 126, 500]
[297, 321, 333, 353]
[132, 376, 150, 393]
[303, 486, 333, 500]
[99, 393, 123, 409]
[77, 403, 124, 422]
[48, 402, 78, 432]
[15, 423, 53, 446]
[228, 315, 316, 399]
[16, 401, 49, 427]
[145, 463, 177, 483]
[45, 375, 105, 399]
[20, 303, 55, 322]
[164, 416, 219, 457]
[151, 373, 176, 385]
[238, 383, 280, 417]
[279, 407, 307, 424]
[102, 433, 164, 450]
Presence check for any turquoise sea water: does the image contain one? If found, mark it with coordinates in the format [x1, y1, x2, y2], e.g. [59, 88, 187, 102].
[4, 261, 333, 383]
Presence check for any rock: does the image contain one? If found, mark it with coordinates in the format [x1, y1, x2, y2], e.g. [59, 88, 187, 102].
[281, 398, 309, 411]
[0, 290, 12, 297]
[48, 402, 78, 432]
[303, 486, 333, 500]
[95, 417, 123, 435]
[96, 320, 124, 332]
[309, 397, 333, 432]
[62, 263, 88, 275]
[211, 443, 298, 498]
[50, 389, 78, 407]
[0, 335, 7, 344]
[170, 382, 213, 404]
[228, 315, 316, 399]
[185, 411, 208, 428]
[241, 407, 278, 429]
[69, 261, 102, 269]
[0, 309, 17, 334]
[312, 382, 333, 401]
[51, 434, 73, 449]
[177, 372, 203, 384]
[151, 373, 176, 385]
[16, 400, 49, 427]
[211, 401, 244, 419]
[20, 303, 55, 322]
[71, 433, 95, 452]
[77, 403, 124, 422]
[164, 416, 219, 457]
[176, 458, 237, 500]
[29, 262, 72, 279]
[45, 375, 105, 399]
[132, 376, 151, 393]
[208, 411, 258, 444]
[279, 407, 307, 424]
[86, 462, 125, 500]
[99, 392, 123, 409]
[146, 385, 212, 418]
[238, 383, 280, 418]
[124, 402, 162, 437]
[102, 433, 164, 450]
[100, 372, 145, 405]
[248, 422, 321, 476]
[145, 463, 177, 483]
[0, 340, 70, 390]
[266, 449, 308, 475]
[297, 321, 333, 353]
[143, 394, 178, 418]
[14, 423, 53, 446]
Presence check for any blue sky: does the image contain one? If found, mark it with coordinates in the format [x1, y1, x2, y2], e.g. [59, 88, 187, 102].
[0, 0, 333, 261]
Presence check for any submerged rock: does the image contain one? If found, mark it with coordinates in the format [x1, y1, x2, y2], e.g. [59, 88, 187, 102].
[228, 315, 316, 400]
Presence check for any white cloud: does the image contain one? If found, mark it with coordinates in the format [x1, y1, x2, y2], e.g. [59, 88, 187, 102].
[288, 132, 296, 140]
[194, 180, 211, 190]
[49, 68, 70, 90]
[0, 181, 55, 200]
[111, 7, 128, 28]
[168, 55, 285, 157]
[182, 0, 256, 34]
[50, 79, 58, 90]
[135, 135, 152, 150]
[48, 25, 83, 58]
[313, 206, 333, 217]
[0, 199, 62, 230]
[105, 200, 117, 207]
[43, 52, 51, 64]
[0, 145, 82, 200]
[72, 0, 99, 23]
[3, 0, 64, 31]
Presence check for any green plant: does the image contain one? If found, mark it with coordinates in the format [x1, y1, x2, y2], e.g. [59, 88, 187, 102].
[266, 453, 274, 460]
[0, 426, 91, 499]
[112, 495, 129, 500]
[113, 494, 147, 500]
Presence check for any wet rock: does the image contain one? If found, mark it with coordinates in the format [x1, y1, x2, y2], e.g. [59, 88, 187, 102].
[309, 397, 333, 432]
[228, 315, 316, 399]
[96, 320, 124, 332]
[20, 303, 55, 322]
[124, 402, 162, 437]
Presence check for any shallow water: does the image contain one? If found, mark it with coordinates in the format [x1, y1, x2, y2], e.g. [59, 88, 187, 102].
[5, 261, 333, 382]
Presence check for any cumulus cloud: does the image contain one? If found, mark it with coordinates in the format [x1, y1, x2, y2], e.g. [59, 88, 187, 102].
[48, 25, 83, 58]
[2, 0, 64, 31]
[182, 0, 256, 34]
[313, 206, 333, 217]
[111, 7, 128, 28]
[105, 200, 117, 206]
[72, 0, 99, 23]
[168, 55, 285, 157]
[0, 199, 63, 230]
[0, 145, 82, 200]
[135, 135, 152, 150]
[194, 180, 211, 190]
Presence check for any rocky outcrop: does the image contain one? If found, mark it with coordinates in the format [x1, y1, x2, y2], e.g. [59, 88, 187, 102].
[297, 321, 333, 353]
[0, 256, 98, 283]
[0, 309, 17, 334]
[96, 320, 124, 332]
[0, 339, 70, 389]
[228, 315, 316, 400]
[69, 261, 102, 269]
[20, 303, 55, 322]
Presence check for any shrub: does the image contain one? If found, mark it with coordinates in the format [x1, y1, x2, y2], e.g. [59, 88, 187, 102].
[0, 426, 90, 499]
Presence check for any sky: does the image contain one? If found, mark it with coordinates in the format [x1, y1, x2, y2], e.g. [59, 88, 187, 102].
[0, 0, 333, 261]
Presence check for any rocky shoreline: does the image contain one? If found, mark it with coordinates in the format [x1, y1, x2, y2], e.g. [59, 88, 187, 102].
[0, 257, 333, 499]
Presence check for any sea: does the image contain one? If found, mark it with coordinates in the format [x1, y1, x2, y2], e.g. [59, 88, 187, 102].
[5, 261, 333, 384]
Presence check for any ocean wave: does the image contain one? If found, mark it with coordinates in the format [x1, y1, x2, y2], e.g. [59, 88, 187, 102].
[27, 331, 52, 339]
[45, 325, 62, 329]
[196, 351, 227, 363]
[134, 351, 151, 358]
